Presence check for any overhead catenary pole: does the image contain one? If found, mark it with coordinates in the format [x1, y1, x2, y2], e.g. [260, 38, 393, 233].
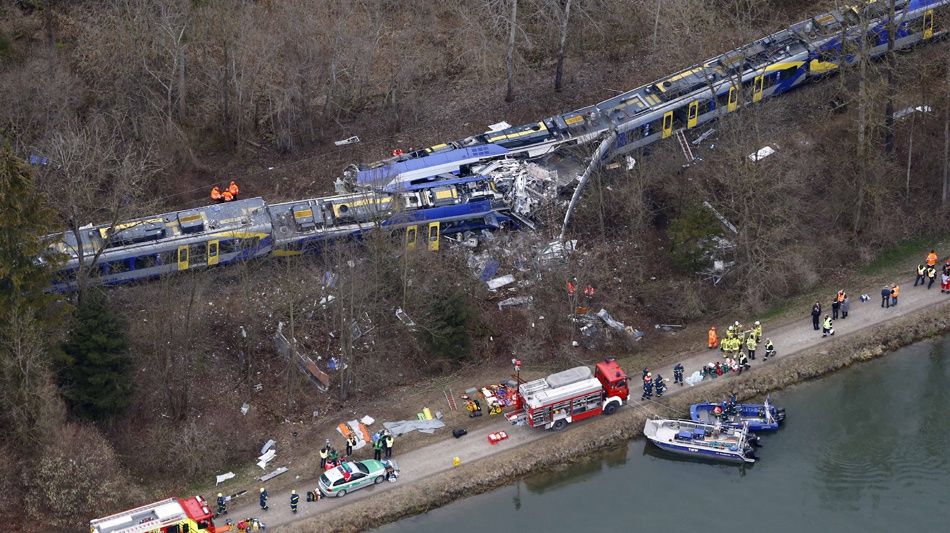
[559, 128, 617, 242]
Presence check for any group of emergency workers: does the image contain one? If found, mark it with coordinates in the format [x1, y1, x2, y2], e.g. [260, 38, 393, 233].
[706, 320, 774, 376]
[210, 180, 241, 202]
[916, 249, 950, 294]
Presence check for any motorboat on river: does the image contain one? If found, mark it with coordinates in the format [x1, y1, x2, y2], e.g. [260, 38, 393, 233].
[644, 418, 758, 464]
[690, 396, 785, 432]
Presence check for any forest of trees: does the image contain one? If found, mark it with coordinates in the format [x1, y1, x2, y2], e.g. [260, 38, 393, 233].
[1, 1, 948, 530]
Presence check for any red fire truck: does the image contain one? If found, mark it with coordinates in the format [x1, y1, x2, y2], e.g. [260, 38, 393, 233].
[507, 359, 630, 430]
[89, 495, 218, 533]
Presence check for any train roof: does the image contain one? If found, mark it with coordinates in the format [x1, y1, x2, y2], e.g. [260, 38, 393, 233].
[49, 197, 270, 260]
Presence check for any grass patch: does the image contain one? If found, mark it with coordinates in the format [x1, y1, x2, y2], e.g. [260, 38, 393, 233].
[860, 236, 932, 275]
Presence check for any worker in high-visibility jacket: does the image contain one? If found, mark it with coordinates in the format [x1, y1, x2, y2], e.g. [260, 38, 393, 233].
[211, 186, 223, 201]
[926, 249, 938, 267]
[290, 490, 299, 514]
[320, 440, 330, 468]
[752, 321, 763, 342]
[228, 180, 240, 197]
[707, 326, 719, 349]
[384, 432, 395, 459]
[915, 264, 927, 286]
[746, 334, 757, 360]
[822, 315, 834, 337]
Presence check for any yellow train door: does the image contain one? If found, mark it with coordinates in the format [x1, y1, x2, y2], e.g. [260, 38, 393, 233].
[687, 101, 699, 128]
[207, 240, 219, 266]
[752, 76, 764, 103]
[923, 10, 934, 40]
[426, 222, 440, 251]
[177, 245, 189, 271]
[406, 225, 418, 251]
[728, 85, 738, 112]
[662, 111, 674, 139]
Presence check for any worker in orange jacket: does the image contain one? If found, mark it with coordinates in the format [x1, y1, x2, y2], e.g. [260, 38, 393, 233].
[926, 249, 938, 267]
[211, 186, 223, 201]
[707, 326, 719, 349]
[228, 180, 240, 197]
[222, 190, 234, 201]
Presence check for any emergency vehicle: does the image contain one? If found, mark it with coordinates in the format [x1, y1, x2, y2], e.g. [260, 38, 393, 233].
[89, 495, 217, 533]
[507, 359, 630, 430]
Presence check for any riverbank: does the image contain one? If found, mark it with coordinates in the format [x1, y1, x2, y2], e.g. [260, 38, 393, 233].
[281, 298, 950, 533]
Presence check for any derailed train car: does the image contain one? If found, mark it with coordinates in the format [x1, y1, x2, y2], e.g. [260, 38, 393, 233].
[348, 0, 949, 190]
[47, 177, 509, 290]
[44, 0, 949, 290]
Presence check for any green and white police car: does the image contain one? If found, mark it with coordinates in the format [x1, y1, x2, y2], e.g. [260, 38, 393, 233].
[318, 460, 388, 497]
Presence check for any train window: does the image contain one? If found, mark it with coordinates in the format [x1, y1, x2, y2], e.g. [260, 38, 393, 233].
[190, 243, 207, 264]
[109, 259, 131, 274]
[133, 255, 158, 270]
[53, 268, 77, 283]
[218, 239, 239, 254]
[159, 251, 177, 265]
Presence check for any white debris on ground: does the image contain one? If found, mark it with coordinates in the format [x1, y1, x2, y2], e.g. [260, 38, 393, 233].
[215, 472, 235, 485]
[487, 274, 516, 290]
[334, 135, 360, 146]
[259, 467, 288, 482]
[360, 415, 375, 425]
[260, 439, 276, 455]
[487, 121, 512, 131]
[892, 105, 932, 120]
[498, 296, 533, 310]
[257, 449, 276, 470]
[395, 308, 417, 330]
[748, 146, 776, 161]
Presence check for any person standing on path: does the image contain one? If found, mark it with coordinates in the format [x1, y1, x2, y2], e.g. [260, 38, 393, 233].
[384, 431, 395, 460]
[811, 302, 822, 330]
[890, 283, 900, 307]
[822, 315, 834, 337]
[708, 326, 719, 349]
[881, 285, 891, 308]
[641, 373, 654, 400]
[259, 488, 269, 511]
[915, 264, 927, 286]
[290, 490, 299, 514]
[841, 294, 850, 319]
[831, 296, 840, 320]
[320, 440, 330, 469]
[926, 249, 939, 268]
[345, 434, 356, 457]
[926, 265, 937, 290]
[746, 334, 757, 360]
[373, 435, 383, 461]
[673, 363, 684, 385]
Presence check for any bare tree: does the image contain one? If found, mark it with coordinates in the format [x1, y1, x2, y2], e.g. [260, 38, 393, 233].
[39, 118, 162, 301]
[553, 0, 572, 92]
[505, 0, 519, 102]
[944, 55, 950, 206]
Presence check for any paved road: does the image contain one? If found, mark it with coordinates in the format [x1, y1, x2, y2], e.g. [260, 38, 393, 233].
[221, 280, 949, 531]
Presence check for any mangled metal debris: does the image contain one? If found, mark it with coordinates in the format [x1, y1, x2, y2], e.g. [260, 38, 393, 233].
[536, 239, 577, 267]
[596, 309, 644, 341]
[498, 296, 533, 309]
[655, 324, 685, 331]
[259, 467, 288, 482]
[334, 135, 361, 146]
[487, 274, 516, 290]
[395, 308, 417, 330]
[892, 105, 932, 120]
[748, 146, 776, 162]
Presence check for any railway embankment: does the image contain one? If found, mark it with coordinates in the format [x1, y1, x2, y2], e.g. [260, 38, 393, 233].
[281, 298, 950, 533]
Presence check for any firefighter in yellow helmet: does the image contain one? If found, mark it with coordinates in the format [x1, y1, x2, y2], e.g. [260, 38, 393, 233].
[290, 489, 299, 513]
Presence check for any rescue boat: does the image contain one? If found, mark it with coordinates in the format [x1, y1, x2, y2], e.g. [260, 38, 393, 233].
[643, 419, 759, 464]
[690, 397, 785, 432]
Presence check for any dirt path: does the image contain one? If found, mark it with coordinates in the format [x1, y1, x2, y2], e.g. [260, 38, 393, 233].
[221, 278, 949, 531]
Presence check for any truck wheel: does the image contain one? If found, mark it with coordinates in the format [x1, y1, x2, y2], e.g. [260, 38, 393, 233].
[552, 419, 567, 431]
[604, 401, 620, 415]
[336, 489, 347, 498]
[374, 476, 385, 484]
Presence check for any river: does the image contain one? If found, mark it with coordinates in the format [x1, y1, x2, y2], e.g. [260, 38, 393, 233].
[378, 335, 950, 532]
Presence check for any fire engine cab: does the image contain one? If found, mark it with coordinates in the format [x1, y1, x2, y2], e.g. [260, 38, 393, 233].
[89, 495, 217, 533]
[508, 359, 630, 430]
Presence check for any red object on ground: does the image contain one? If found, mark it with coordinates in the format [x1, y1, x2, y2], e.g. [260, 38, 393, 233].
[488, 431, 509, 445]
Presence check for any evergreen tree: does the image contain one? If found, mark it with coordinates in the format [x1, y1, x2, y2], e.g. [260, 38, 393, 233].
[0, 146, 60, 317]
[0, 146, 64, 447]
[420, 290, 472, 361]
[56, 293, 133, 419]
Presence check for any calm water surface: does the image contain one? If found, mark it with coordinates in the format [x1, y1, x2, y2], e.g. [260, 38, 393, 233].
[379, 335, 950, 532]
